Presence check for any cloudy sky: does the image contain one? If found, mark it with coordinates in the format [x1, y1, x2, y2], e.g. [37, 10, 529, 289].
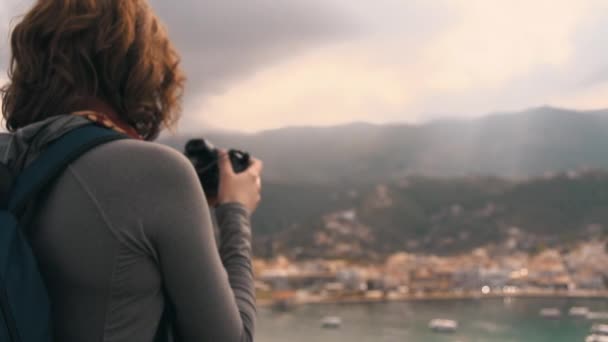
[2, 0, 608, 133]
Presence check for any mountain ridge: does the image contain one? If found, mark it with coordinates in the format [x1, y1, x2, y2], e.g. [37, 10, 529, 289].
[158, 106, 608, 259]
[161, 106, 608, 183]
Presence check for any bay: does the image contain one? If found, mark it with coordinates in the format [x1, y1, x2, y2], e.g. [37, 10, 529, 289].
[257, 298, 608, 342]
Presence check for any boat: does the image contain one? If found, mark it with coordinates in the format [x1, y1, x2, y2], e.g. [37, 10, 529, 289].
[586, 334, 608, 342]
[429, 319, 458, 333]
[540, 308, 561, 319]
[321, 316, 342, 329]
[586, 323, 608, 342]
[569, 307, 590, 317]
[588, 312, 608, 320]
[591, 324, 608, 336]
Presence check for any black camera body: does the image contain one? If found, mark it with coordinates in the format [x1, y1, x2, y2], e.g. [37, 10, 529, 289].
[184, 139, 251, 197]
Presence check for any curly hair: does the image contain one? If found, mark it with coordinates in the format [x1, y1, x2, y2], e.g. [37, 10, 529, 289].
[1, 0, 186, 140]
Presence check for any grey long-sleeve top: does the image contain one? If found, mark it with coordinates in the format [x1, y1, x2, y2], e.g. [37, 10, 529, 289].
[4, 119, 256, 342]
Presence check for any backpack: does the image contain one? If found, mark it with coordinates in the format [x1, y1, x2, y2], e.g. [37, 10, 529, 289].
[0, 124, 127, 342]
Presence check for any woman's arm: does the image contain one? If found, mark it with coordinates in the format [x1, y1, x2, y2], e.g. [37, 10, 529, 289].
[215, 203, 256, 339]
[145, 146, 256, 342]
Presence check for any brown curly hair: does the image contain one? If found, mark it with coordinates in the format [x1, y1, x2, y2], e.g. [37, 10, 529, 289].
[1, 0, 186, 140]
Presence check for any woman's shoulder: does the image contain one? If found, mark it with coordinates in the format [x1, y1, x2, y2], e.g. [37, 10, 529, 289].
[74, 138, 198, 185]
[89, 138, 188, 163]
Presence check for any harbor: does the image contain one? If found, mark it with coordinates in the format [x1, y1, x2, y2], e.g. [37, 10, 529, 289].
[257, 297, 608, 342]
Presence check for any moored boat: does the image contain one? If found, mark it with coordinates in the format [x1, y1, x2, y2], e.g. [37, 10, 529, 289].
[429, 319, 458, 333]
[586, 334, 608, 342]
[569, 307, 590, 317]
[588, 312, 608, 320]
[540, 308, 561, 319]
[591, 324, 608, 336]
[321, 316, 342, 329]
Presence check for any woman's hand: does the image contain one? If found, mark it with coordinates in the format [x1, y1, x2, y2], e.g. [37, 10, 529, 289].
[216, 150, 263, 214]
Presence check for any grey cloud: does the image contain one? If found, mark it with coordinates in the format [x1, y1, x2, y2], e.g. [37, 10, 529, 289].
[570, 9, 608, 87]
[148, 0, 354, 99]
[0, 0, 354, 96]
[0, 0, 355, 131]
[412, 5, 608, 122]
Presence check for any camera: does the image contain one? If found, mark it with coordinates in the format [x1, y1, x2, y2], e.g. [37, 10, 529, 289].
[184, 139, 251, 197]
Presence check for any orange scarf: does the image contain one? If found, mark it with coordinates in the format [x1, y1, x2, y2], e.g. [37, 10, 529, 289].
[70, 98, 143, 140]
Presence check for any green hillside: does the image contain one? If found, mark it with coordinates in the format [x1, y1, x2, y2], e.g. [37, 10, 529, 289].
[252, 171, 608, 260]
[160, 107, 608, 259]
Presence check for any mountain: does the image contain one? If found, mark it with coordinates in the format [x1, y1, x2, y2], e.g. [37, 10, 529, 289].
[161, 106, 608, 184]
[159, 106, 608, 259]
[253, 171, 608, 260]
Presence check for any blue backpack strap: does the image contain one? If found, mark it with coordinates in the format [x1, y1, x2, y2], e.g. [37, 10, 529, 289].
[0, 125, 126, 342]
[0, 163, 13, 210]
[8, 124, 128, 216]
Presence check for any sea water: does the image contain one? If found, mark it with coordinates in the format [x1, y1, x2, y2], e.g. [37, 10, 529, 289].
[257, 298, 608, 342]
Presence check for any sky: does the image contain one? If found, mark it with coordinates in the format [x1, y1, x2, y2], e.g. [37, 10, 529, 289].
[1, 0, 608, 133]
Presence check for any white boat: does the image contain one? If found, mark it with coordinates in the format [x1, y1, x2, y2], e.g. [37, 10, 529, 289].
[592, 324, 608, 336]
[586, 334, 608, 342]
[321, 316, 342, 329]
[588, 312, 608, 320]
[540, 308, 561, 318]
[569, 307, 590, 317]
[429, 319, 458, 333]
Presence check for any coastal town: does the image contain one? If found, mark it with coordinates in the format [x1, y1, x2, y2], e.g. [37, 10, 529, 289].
[254, 238, 608, 307]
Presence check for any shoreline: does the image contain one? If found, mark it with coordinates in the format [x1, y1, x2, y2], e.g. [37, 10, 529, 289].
[258, 290, 608, 308]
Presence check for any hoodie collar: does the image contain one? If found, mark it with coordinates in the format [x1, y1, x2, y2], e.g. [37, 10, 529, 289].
[0, 115, 93, 173]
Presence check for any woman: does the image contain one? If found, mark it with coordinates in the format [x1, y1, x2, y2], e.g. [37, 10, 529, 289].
[0, 1, 260, 341]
